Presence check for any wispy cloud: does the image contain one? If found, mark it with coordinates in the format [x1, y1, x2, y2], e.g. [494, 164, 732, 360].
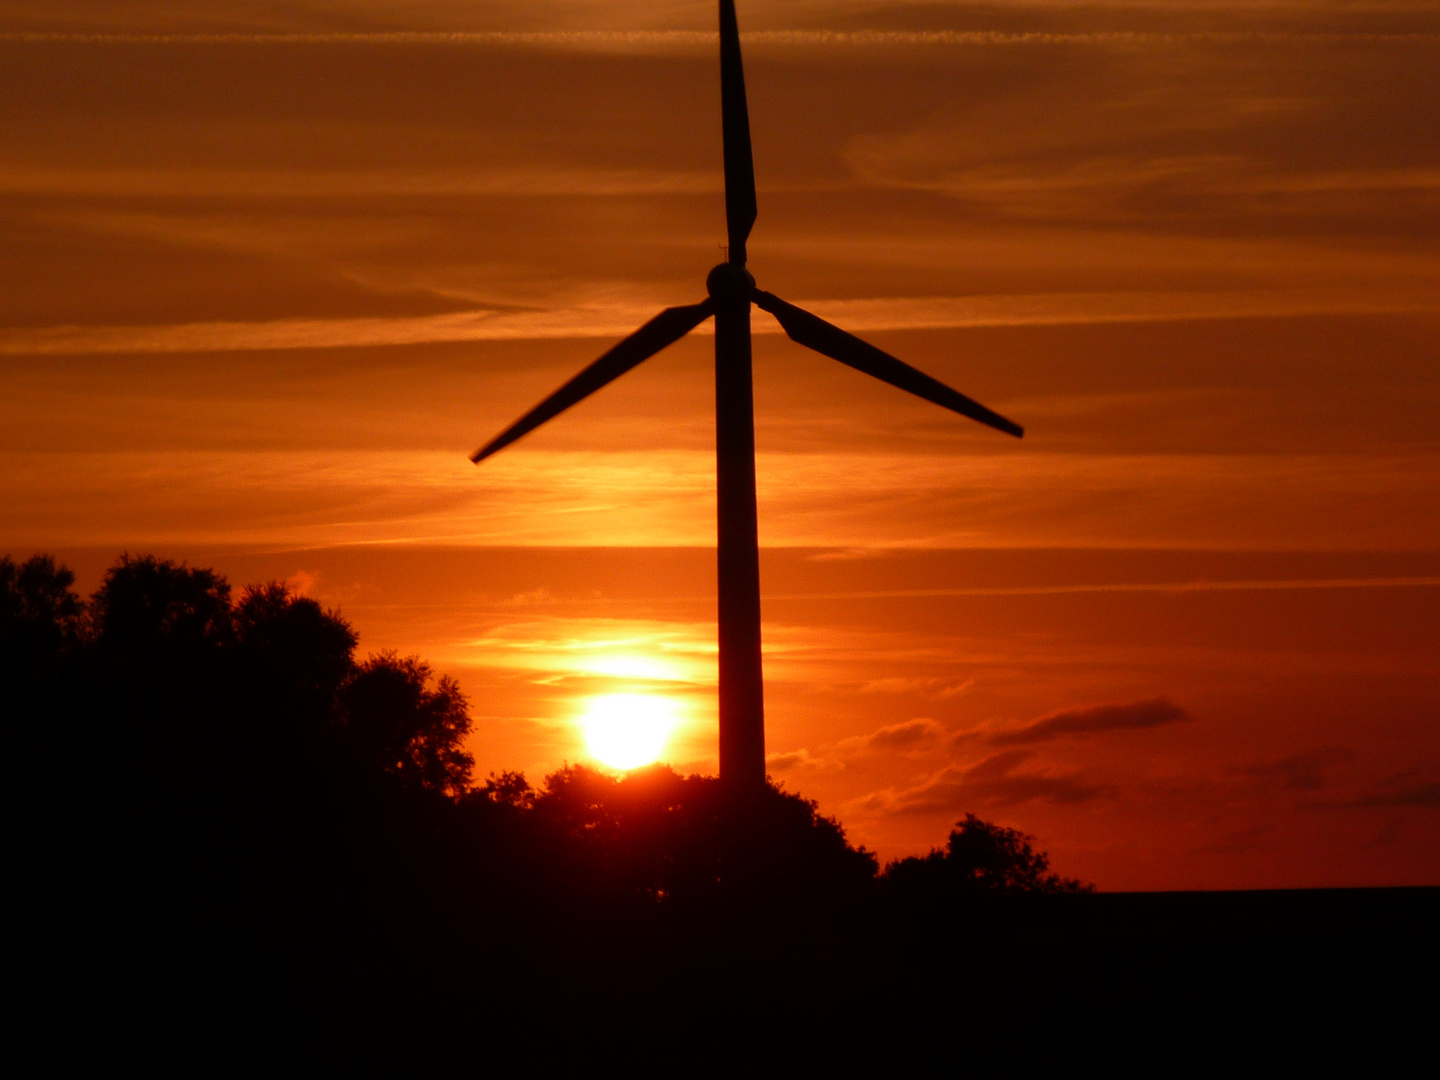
[766, 747, 838, 773]
[4, 449, 1438, 551]
[864, 749, 1108, 815]
[858, 676, 973, 698]
[7, 288, 1435, 356]
[1229, 748, 1355, 791]
[987, 697, 1192, 746]
[0, 165, 722, 199]
[459, 616, 717, 686]
[1353, 769, 1440, 808]
[772, 577, 1440, 601]
[7, 30, 1437, 47]
[863, 717, 947, 751]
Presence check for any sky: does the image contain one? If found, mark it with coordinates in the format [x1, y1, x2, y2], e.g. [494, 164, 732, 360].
[3, 1, 1438, 889]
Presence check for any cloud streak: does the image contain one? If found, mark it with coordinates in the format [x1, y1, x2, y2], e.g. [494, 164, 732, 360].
[1230, 748, 1354, 791]
[772, 577, 1440, 601]
[5, 288, 1437, 356]
[864, 717, 947, 751]
[987, 698, 1192, 746]
[1354, 771, 1440, 808]
[4, 449, 1437, 551]
[868, 749, 1108, 815]
[6, 30, 1438, 47]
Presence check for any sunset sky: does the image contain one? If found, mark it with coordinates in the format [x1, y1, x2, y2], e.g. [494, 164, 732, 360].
[3, 1, 1438, 889]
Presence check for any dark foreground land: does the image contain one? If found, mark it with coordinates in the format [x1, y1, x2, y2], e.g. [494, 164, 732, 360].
[5, 554, 1436, 1073]
[17, 876, 1435, 1073]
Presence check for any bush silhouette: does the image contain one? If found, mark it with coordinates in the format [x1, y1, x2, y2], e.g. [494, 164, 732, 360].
[884, 812, 1093, 898]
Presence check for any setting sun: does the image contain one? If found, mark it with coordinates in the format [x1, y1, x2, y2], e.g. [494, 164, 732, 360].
[580, 693, 679, 770]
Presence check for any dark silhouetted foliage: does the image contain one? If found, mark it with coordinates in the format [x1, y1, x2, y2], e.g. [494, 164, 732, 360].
[3, 551, 1431, 1074]
[234, 581, 357, 723]
[341, 651, 474, 797]
[884, 813, 1093, 898]
[0, 553, 83, 654]
[1, 555, 87, 797]
[93, 552, 233, 654]
[472, 762, 878, 903]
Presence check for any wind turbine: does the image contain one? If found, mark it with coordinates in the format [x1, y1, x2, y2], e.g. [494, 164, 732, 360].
[471, 1, 1024, 790]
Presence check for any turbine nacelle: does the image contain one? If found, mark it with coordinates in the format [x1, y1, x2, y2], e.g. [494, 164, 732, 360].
[706, 263, 756, 303]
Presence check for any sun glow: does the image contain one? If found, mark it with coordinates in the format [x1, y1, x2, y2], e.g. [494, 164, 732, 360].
[580, 693, 680, 770]
[577, 652, 690, 682]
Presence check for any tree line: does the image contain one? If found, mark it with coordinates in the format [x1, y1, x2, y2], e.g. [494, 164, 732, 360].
[0, 551, 1132, 1071]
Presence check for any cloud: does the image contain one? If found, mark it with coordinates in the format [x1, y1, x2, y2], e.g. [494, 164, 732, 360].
[766, 748, 837, 773]
[1191, 823, 1276, 855]
[865, 717, 946, 751]
[988, 697, 1192, 746]
[6, 447, 1439, 554]
[500, 587, 555, 608]
[0, 164, 721, 200]
[8, 287, 1438, 357]
[1230, 748, 1354, 791]
[1354, 770, 1440, 808]
[283, 568, 319, 597]
[865, 749, 1108, 815]
[829, 717, 949, 761]
[858, 676, 974, 698]
[771, 576, 1440, 601]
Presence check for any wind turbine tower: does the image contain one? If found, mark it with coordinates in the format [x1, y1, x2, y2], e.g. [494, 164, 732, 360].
[472, 1, 1024, 789]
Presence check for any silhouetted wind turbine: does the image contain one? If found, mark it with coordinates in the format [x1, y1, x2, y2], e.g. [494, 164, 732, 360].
[472, 1, 1023, 790]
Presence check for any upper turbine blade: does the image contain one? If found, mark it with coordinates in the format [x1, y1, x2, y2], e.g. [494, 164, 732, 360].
[471, 299, 715, 463]
[753, 290, 1024, 438]
[720, 0, 757, 264]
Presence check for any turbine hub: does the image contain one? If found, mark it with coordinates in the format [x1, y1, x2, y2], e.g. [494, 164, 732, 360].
[706, 262, 755, 304]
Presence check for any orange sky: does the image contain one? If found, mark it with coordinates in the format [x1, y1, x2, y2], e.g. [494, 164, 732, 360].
[3, 2, 1438, 888]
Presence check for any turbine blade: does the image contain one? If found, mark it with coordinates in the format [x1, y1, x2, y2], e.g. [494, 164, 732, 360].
[720, 0, 757, 263]
[471, 299, 715, 463]
[753, 290, 1024, 438]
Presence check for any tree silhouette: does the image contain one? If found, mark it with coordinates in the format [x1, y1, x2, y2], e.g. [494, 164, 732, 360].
[235, 583, 357, 701]
[487, 762, 881, 903]
[1, 555, 86, 790]
[339, 651, 474, 797]
[232, 581, 358, 758]
[0, 554, 83, 654]
[884, 812, 1092, 897]
[92, 553, 233, 655]
[478, 768, 536, 810]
